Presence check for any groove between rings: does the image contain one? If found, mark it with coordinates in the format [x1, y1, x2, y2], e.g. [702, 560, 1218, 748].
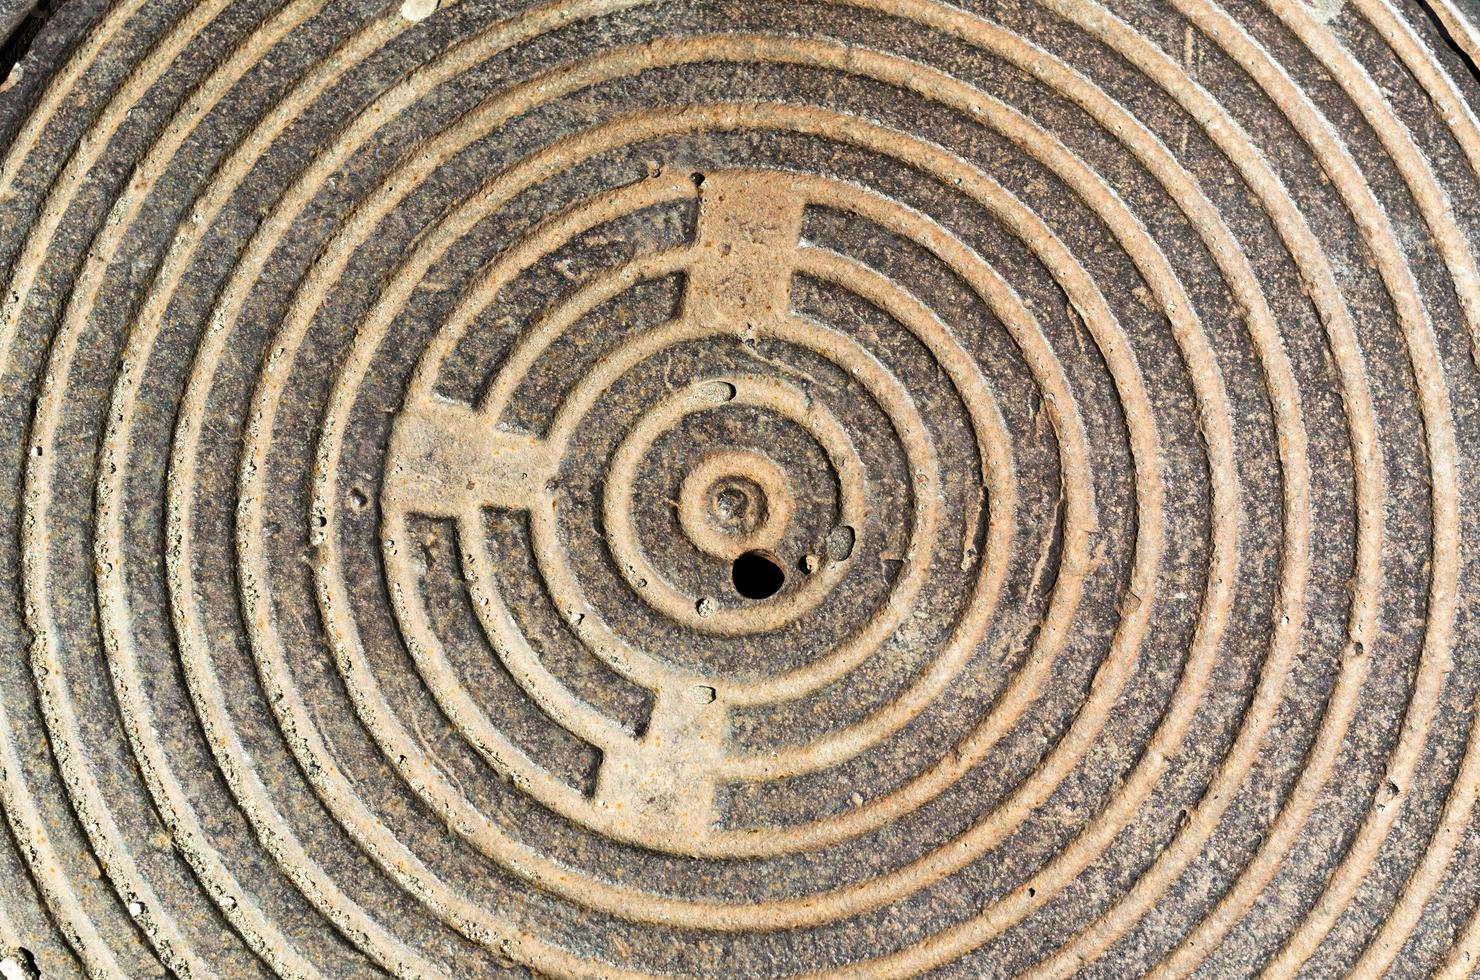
[0, 0, 1474, 976]
[282, 93, 1171, 932]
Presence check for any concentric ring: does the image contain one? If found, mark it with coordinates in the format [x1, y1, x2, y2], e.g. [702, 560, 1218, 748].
[1, 0, 1478, 976]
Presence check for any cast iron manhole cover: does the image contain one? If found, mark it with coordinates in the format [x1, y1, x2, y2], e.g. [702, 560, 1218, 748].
[2, 0, 1480, 976]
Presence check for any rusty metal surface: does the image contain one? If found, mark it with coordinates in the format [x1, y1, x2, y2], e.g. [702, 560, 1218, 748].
[1, 0, 1480, 976]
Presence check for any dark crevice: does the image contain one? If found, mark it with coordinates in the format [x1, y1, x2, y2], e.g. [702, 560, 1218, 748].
[2, 946, 40, 979]
[1411, 0, 1480, 86]
[0, 0, 49, 86]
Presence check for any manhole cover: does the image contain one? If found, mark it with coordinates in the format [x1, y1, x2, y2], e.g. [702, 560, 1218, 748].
[2, 0, 1480, 976]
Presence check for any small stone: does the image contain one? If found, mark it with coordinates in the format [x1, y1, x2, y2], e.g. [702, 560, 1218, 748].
[400, 0, 438, 21]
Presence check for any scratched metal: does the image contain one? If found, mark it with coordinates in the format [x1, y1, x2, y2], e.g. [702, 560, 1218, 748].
[1, 0, 1480, 976]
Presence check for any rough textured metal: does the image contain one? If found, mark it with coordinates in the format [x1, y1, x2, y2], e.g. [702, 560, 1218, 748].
[1, 0, 1479, 976]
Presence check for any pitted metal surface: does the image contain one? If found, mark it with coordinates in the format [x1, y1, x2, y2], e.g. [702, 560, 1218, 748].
[1, 0, 1480, 976]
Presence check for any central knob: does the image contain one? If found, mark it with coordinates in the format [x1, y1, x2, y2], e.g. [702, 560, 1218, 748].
[708, 476, 768, 536]
[677, 448, 794, 561]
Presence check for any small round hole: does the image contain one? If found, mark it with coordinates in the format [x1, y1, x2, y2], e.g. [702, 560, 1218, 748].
[731, 551, 785, 600]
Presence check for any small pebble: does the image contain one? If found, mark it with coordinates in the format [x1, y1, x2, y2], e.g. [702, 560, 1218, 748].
[400, 0, 438, 21]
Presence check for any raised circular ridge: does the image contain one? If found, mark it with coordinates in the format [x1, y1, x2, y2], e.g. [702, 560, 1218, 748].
[0, 0, 1479, 976]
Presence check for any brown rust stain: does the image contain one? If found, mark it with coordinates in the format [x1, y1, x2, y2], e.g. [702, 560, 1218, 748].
[0, 0, 1479, 977]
